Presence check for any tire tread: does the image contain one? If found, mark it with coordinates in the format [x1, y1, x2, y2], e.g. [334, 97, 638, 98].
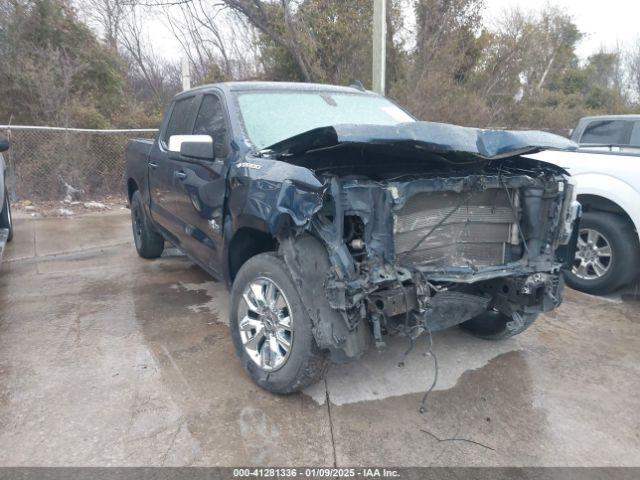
[230, 252, 330, 394]
[131, 190, 164, 259]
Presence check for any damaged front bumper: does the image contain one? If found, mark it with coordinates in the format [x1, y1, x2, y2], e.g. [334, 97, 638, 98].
[279, 168, 580, 362]
[251, 122, 582, 362]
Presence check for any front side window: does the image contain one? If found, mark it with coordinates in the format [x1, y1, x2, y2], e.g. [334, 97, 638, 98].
[163, 96, 197, 144]
[193, 94, 228, 157]
[580, 120, 630, 145]
[235, 91, 415, 150]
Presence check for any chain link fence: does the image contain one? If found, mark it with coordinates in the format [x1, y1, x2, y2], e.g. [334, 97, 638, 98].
[0, 126, 157, 201]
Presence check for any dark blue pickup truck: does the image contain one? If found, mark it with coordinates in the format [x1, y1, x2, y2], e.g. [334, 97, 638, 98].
[125, 81, 580, 393]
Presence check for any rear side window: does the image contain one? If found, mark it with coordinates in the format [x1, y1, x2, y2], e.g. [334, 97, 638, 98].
[163, 96, 197, 144]
[193, 94, 228, 157]
[580, 120, 630, 145]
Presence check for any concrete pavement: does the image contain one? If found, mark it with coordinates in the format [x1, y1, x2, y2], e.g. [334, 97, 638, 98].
[0, 212, 639, 466]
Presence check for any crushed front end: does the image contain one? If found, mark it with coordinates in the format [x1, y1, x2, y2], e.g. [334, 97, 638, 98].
[270, 123, 580, 361]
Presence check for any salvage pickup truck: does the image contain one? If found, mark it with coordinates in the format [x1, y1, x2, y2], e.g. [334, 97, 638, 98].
[125, 82, 580, 393]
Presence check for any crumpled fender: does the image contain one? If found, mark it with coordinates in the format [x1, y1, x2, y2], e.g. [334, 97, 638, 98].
[228, 157, 325, 236]
[279, 234, 370, 362]
[247, 178, 324, 233]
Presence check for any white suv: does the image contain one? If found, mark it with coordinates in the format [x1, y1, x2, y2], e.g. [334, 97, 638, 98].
[530, 115, 640, 294]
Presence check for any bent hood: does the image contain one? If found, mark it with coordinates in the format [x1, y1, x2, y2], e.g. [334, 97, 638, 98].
[263, 121, 578, 160]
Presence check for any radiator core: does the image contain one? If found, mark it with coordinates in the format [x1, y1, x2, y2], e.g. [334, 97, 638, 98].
[394, 189, 519, 268]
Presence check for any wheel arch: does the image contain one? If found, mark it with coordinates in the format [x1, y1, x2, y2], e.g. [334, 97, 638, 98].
[578, 194, 634, 225]
[127, 177, 139, 204]
[571, 173, 640, 241]
[227, 226, 278, 283]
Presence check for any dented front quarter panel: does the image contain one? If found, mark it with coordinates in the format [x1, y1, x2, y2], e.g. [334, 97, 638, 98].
[227, 155, 325, 236]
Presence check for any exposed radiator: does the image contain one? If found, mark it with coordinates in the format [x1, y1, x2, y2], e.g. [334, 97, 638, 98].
[394, 189, 519, 268]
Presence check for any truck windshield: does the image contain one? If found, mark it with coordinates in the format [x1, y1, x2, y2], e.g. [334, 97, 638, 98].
[235, 91, 415, 150]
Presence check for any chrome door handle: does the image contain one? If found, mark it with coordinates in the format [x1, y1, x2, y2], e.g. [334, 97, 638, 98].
[148, 162, 158, 169]
[175, 171, 187, 179]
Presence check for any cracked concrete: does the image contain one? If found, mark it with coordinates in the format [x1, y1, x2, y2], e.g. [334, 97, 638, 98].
[0, 212, 639, 466]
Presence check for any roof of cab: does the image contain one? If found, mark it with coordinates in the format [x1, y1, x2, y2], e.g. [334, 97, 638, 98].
[175, 81, 374, 98]
[578, 114, 640, 122]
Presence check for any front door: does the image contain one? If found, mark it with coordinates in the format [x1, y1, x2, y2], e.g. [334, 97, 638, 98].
[170, 93, 230, 274]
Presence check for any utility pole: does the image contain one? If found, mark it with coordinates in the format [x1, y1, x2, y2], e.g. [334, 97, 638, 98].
[372, 0, 386, 96]
[181, 57, 191, 91]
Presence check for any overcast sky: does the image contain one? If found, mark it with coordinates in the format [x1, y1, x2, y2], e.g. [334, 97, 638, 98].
[484, 0, 639, 59]
[146, 0, 640, 62]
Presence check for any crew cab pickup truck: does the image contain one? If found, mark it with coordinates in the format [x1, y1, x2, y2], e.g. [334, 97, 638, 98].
[531, 114, 640, 294]
[125, 82, 580, 393]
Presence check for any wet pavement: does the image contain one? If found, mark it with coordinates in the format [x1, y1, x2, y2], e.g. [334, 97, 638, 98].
[0, 212, 639, 466]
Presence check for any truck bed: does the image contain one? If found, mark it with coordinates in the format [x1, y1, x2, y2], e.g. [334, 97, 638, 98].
[124, 138, 155, 200]
[126, 138, 154, 164]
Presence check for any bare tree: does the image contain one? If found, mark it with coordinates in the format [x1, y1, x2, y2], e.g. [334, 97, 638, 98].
[119, 4, 181, 106]
[218, 0, 320, 81]
[161, 0, 260, 82]
[627, 39, 640, 102]
[76, 0, 126, 50]
[136, 0, 378, 84]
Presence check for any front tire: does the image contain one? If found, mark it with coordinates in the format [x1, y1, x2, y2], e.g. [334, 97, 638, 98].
[564, 211, 640, 295]
[130, 190, 164, 259]
[229, 253, 329, 393]
[0, 188, 13, 242]
[460, 310, 538, 340]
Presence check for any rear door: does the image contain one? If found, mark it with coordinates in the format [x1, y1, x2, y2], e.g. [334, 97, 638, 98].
[148, 95, 198, 242]
[170, 92, 231, 273]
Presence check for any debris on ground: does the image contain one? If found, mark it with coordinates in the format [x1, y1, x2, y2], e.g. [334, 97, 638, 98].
[12, 195, 127, 217]
[83, 201, 109, 210]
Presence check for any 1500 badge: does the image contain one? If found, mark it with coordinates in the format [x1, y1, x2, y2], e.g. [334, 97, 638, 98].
[237, 162, 261, 170]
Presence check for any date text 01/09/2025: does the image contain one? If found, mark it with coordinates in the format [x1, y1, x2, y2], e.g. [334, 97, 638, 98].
[232, 468, 400, 478]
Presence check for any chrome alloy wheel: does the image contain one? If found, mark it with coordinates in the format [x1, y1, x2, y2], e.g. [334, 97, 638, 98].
[572, 228, 612, 280]
[238, 277, 293, 372]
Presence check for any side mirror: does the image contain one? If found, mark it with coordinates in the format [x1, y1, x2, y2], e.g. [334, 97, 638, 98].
[0, 136, 9, 152]
[168, 135, 214, 160]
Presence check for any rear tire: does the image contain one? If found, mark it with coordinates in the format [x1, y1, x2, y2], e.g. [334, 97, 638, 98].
[0, 188, 13, 242]
[130, 190, 164, 259]
[564, 211, 639, 295]
[229, 252, 330, 393]
[460, 310, 538, 340]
